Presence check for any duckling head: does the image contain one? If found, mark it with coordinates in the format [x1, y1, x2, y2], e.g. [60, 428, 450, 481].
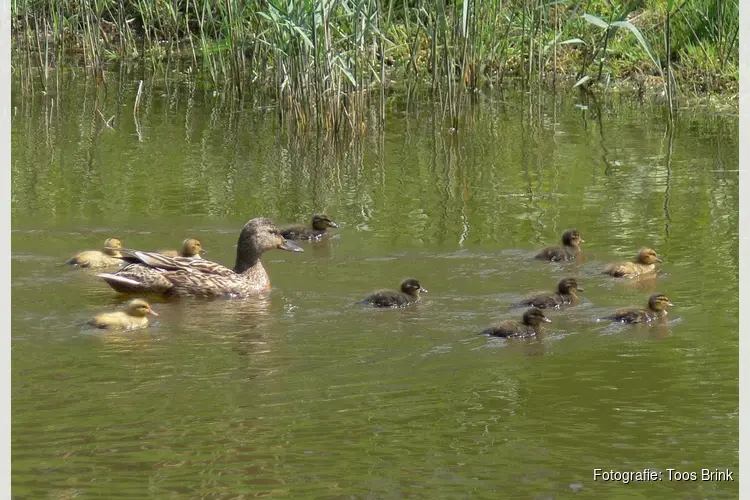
[126, 298, 158, 317]
[637, 247, 662, 265]
[181, 238, 205, 257]
[103, 237, 123, 256]
[312, 214, 339, 230]
[522, 307, 552, 327]
[557, 278, 583, 294]
[401, 278, 427, 296]
[648, 293, 674, 312]
[562, 229, 584, 247]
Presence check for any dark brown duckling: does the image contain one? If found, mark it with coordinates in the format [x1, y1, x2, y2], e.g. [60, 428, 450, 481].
[603, 247, 662, 278]
[362, 278, 427, 308]
[517, 278, 584, 309]
[534, 229, 584, 262]
[280, 214, 339, 241]
[481, 307, 551, 338]
[603, 293, 674, 324]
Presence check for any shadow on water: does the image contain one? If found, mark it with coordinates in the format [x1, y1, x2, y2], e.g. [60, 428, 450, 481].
[11, 71, 738, 498]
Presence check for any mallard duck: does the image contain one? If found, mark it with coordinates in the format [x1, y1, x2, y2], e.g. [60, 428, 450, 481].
[534, 229, 584, 262]
[87, 298, 158, 329]
[362, 278, 427, 308]
[481, 307, 551, 338]
[280, 214, 339, 241]
[97, 218, 303, 298]
[517, 278, 584, 309]
[603, 248, 662, 278]
[159, 238, 205, 259]
[602, 293, 674, 324]
[65, 237, 124, 268]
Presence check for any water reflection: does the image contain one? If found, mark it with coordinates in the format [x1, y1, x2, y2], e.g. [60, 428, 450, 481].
[10, 72, 738, 498]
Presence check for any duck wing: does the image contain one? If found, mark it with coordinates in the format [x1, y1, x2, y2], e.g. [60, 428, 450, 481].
[518, 293, 560, 309]
[363, 291, 409, 308]
[534, 246, 573, 262]
[117, 249, 235, 276]
[607, 307, 648, 324]
[279, 225, 309, 240]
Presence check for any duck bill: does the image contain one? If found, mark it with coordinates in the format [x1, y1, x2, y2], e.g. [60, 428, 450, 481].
[577, 287, 584, 292]
[419, 287, 428, 293]
[200, 249, 207, 255]
[542, 317, 552, 323]
[656, 257, 663, 263]
[667, 302, 675, 307]
[148, 310, 159, 317]
[579, 239, 585, 243]
[328, 221, 340, 228]
[279, 239, 304, 252]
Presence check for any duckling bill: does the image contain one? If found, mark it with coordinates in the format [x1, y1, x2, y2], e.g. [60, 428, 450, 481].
[280, 214, 339, 241]
[603, 293, 674, 324]
[87, 298, 158, 330]
[517, 278, 583, 309]
[481, 307, 551, 338]
[604, 248, 662, 278]
[535, 229, 584, 262]
[362, 278, 427, 308]
[66, 237, 124, 268]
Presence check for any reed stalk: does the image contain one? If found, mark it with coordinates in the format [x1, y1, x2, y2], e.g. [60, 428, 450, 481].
[10, 0, 738, 134]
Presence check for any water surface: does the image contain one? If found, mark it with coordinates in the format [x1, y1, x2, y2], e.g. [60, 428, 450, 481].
[12, 74, 738, 498]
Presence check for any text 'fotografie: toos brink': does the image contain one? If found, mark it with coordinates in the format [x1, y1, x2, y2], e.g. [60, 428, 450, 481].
[593, 468, 734, 484]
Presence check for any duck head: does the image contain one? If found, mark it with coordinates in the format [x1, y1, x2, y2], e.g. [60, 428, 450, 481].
[562, 229, 584, 247]
[126, 298, 158, 317]
[235, 218, 303, 270]
[522, 307, 552, 327]
[637, 248, 662, 265]
[312, 214, 339, 230]
[401, 278, 427, 296]
[648, 293, 674, 312]
[557, 278, 583, 294]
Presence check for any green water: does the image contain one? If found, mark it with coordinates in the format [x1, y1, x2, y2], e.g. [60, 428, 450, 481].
[12, 74, 738, 499]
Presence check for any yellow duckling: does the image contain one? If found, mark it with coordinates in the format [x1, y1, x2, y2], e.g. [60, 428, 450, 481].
[604, 247, 662, 278]
[159, 238, 205, 259]
[66, 238, 124, 268]
[87, 298, 158, 330]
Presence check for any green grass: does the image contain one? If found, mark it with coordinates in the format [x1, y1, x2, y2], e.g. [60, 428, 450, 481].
[11, 0, 739, 131]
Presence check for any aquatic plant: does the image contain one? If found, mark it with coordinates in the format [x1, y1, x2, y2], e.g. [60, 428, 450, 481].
[11, 0, 738, 133]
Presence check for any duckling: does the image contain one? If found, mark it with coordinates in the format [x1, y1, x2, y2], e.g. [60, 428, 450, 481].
[280, 214, 339, 241]
[98, 218, 303, 297]
[517, 278, 584, 309]
[159, 238, 205, 259]
[66, 238, 124, 268]
[603, 247, 662, 278]
[534, 229, 584, 262]
[481, 307, 551, 338]
[362, 278, 427, 308]
[602, 293, 674, 324]
[87, 298, 158, 330]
